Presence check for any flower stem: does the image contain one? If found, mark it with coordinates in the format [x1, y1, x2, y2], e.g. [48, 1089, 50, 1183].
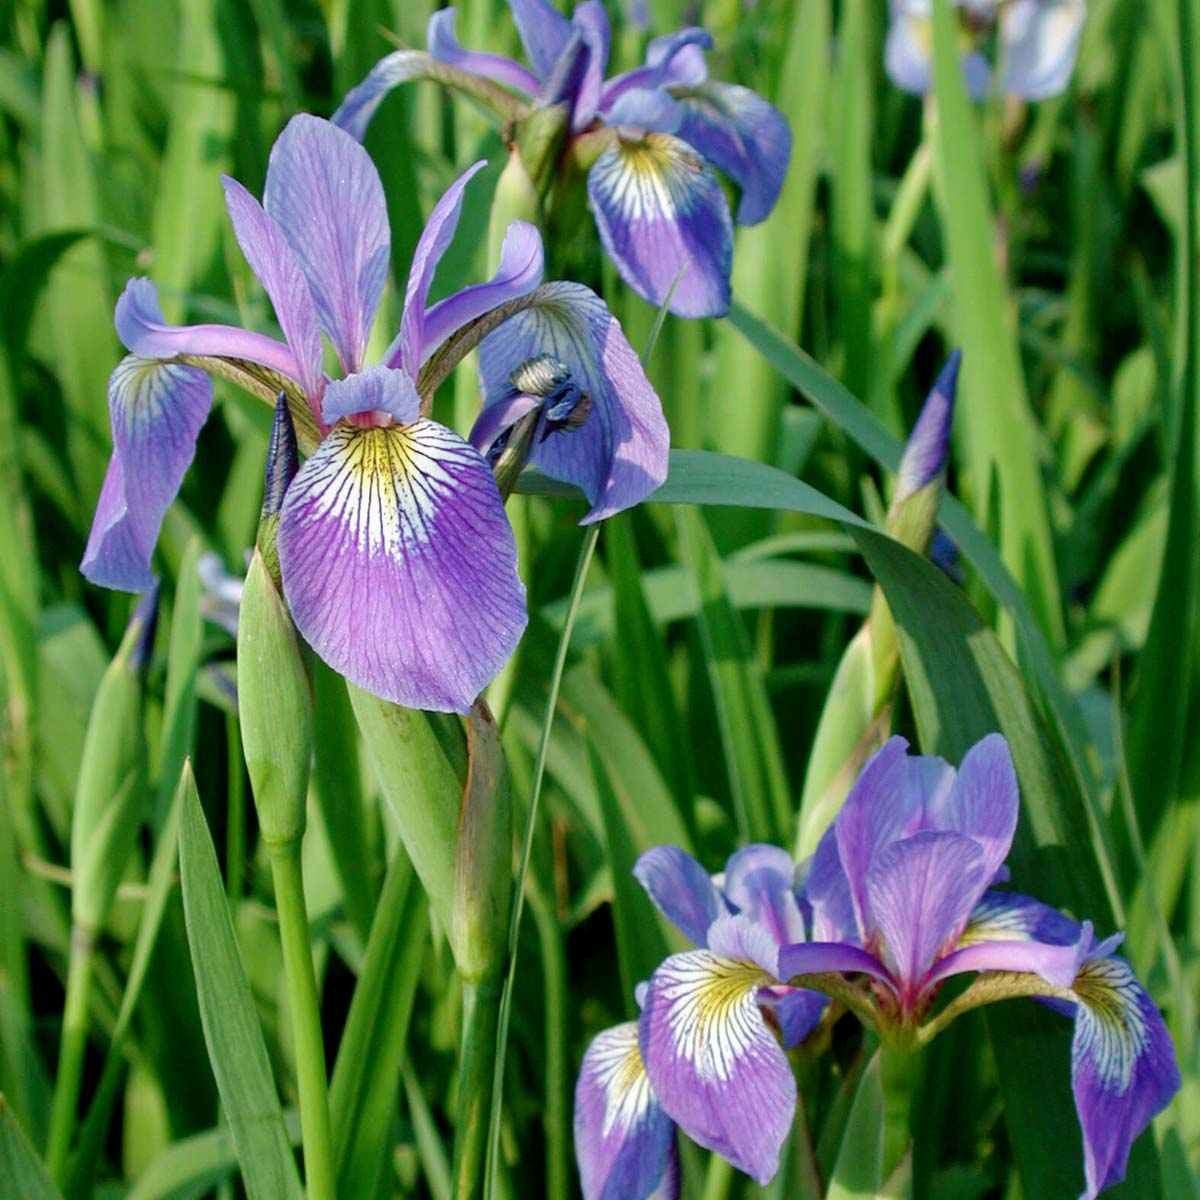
[453, 978, 503, 1200]
[268, 841, 336, 1200]
[879, 1040, 922, 1185]
[46, 927, 96, 1181]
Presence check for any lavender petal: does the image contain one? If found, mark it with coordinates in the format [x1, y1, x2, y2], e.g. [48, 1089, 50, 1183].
[633, 845, 724, 946]
[1000, 0, 1086, 100]
[428, 9, 540, 96]
[332, 49, 434, 141]
[508, 0, 573, 77]
[722, 845, 806, 946]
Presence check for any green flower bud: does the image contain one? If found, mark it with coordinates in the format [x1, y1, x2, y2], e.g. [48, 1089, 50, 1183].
[237, 549, 312, 846]
[71, 588, 157, 933]
[488, 146, 542, 268]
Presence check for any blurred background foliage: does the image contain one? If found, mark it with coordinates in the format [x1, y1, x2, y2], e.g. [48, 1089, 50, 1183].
[0, 0, 1197, 1197]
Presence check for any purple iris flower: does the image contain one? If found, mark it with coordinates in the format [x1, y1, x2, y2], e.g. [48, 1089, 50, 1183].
[332, 0, 791, 319]
[886, 0, 1087, 100]
[575, 844, 828, 1193]
[81, 114, 550, 713]
[783, 734, 1181, 1199]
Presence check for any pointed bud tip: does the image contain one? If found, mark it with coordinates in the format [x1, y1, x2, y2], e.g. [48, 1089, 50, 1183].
[263, 392, 299, 518]
[896, 350, 960, 501]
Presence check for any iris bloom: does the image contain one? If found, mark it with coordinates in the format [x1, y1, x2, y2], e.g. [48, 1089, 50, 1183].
[574, 845, 828, 1194]
[576, 736, 1180, 1198]
[82, 114, 667, 712]
[333, 0, 791, 318]
[886, 0, 1087, 100]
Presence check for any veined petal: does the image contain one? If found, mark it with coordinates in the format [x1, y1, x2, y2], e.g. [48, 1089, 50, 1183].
[394, 160, 488, 378]
[332, 49, 436, 142]
[639, 936, 795, 1184]
[263, 114, 390, 374]
[115, 277, 300, 380]
[428, 9, 540, 96]
[222, 177, 325, 403]
[508, 0, 572, 77]
[478, 281, 669, 521]
[277, 419, 526, 712]
[865, 831, 987, 997]
[1070, 956, 1181, 1200]
[415, 221, 545, 368]
[82, 356, 213, 592]
[574, 1021, 675, 1200]
[587, 131, 732, 318]
[599, 28, 712, 112]
[927, 732, 1018, 885]
[320, 364, 421, 425]
[633, 846, 724, 946]
[722, 845, 805, 946]
[670, 82, 791, 226]
[1000, 0, 1086, 100]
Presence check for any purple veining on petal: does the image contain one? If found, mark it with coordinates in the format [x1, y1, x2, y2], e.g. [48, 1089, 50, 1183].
[222, 177, 325, 404]
[82, 356, 213, 592]
[115, 278, 301, 381]
[263, 114, 390, 374]
[277, 417, 526, 712]
[587, 131, 733, 318]
[428, 8, 541, 96]
[393, 160, 488, 377]
[633, 845, 724, 946]
[478, 281, 669, 521]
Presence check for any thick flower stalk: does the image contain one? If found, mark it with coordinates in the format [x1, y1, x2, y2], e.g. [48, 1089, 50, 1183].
[81, 112, 667, 714]
[332, 0, 791, 318]
[886, 0, 1087, 99]
[577, 735, 1181, 1199]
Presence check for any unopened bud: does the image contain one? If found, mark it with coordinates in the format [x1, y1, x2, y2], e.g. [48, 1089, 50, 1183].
[237, 548, 312, 846]
[256, 393, 299, 589]
[489, 148, 543, 267]
[71, 588, 158, 932]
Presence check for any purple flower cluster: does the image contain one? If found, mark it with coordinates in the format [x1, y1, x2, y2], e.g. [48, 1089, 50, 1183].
[575, 735, 1181, 1200]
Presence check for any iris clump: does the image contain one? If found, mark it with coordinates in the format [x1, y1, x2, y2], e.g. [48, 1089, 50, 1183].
[333, 0, 791, 317]
[576, 735, 1181, 1200]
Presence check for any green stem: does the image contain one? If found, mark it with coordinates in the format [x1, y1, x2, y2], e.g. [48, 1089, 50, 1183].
[453, 979, 503, 1200]
[46, 928, 96, 1181]
[879, 1041, 922, 1185]
[268, 842, 336, 1200]
[701, 1152, 736, 1200]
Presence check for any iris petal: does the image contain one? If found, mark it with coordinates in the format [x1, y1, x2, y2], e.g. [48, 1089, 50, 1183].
[508, 0, 573, 78]
[574, 1021, 675, 1200]
[277, 416, 526, 713]
[263, 114, 390, 374]
[568, 1, 612, 130]
[428, 9, 540, 96]
[639, 925, 795, 1185]
[331, 49, 433, 142]
[1070, 956, 1181, 1200]
[669, 82, 791, 226]
[1000, 0, 1086, 100]
[478, 281, 669, 521]
[599, 28, 712, 113]
[222, 177, 325, 404]
[633, 846, 724, 946]
[722, 845, 806, 945]
[587, 131, 733, 318]
[82, 355, 212, 592]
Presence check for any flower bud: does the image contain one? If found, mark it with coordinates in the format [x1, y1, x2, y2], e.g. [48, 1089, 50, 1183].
[255, 392, 299, 591]
[488, 147, 542, 266]
[71, 587, 157, 933]
[237, 548, 312, 846]
[452, 701, 513, 983]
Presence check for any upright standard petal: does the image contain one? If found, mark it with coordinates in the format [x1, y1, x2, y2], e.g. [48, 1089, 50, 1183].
[567, 1, 612, 129]
[587, 131, 733, 318]
[263, 114, 390, 374]
[669, 82, 791, 226]
[508, 0, 573, 77]
[222, 178, 325, 404]
[82, 356, 213, 592]
[478, 281, 669, 521]
[885, 8, 934, 94]
[864, 832, 988, 1005]
[599, 28, 713, 113]
[1000, 0, 1087, 100]
[115, 277, 301, 381]
[574, 1021, 676, 1200]
[722, 846, 806, 946]
[277, 409, 527, 713]
[1070, 955, 1181, 1200]
[393, 160, 488, 377]
[415, 221, 545, 367]
[633, 846, 724, 946]
[639, 917, 795, 1185]
[428, 9, 540, 96]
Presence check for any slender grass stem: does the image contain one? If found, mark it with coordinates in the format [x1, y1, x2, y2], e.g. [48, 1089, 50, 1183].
[484, 524, 600, 1200]
[268, 842, 336, 1200]
[454, 979, 503, 1200]
[46, 928, 96, 1181]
